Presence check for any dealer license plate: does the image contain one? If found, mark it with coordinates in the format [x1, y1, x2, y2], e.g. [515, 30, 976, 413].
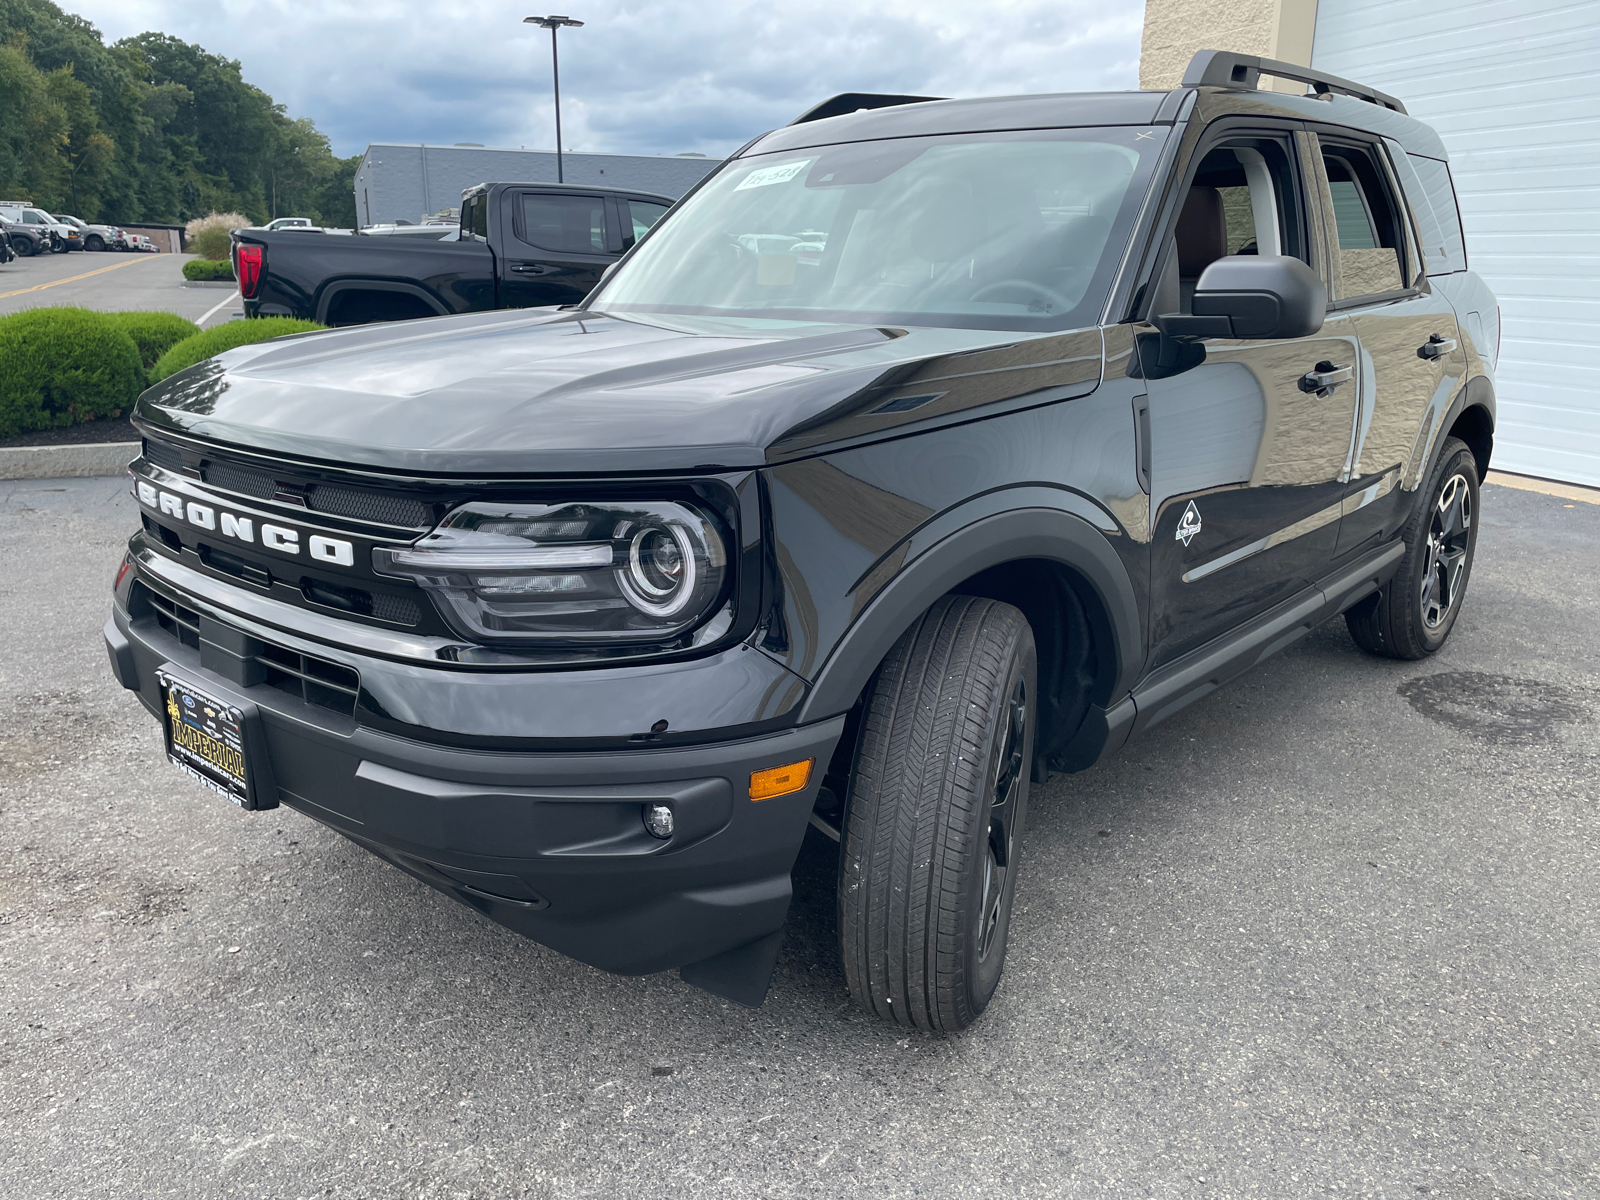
[161, 674, 252, 807]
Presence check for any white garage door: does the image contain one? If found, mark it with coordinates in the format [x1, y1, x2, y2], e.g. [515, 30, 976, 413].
[1311, 0, 1600, 488]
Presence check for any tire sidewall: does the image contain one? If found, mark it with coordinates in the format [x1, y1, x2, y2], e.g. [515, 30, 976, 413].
[960, 619, 1037, 1013]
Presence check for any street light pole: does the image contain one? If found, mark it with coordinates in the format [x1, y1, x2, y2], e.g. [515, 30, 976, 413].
[523, 15, 584, 184]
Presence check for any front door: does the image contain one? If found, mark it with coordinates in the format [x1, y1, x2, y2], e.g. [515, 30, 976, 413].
[1139, 130, 1359, 668]
[497, 190, 617, 309]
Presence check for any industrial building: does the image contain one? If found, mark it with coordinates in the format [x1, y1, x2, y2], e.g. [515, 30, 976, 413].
[351, 144, 719, 228]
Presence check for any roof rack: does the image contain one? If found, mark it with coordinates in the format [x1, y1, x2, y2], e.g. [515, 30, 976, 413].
[1181, 49, 1407, 115]
[790, 92, 946, 126]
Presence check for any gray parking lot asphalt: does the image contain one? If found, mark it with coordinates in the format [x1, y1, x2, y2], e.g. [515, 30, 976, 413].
[0, 251, 239, 326]
[1, 477, 1596, 1200]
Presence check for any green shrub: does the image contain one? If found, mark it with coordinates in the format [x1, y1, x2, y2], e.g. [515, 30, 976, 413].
[0, 307, 146, 437]
[190, 225, 232, 260]
[151, 318, 328, 384]
[182, 257, 234, 281]
[105, 312, 202, 371]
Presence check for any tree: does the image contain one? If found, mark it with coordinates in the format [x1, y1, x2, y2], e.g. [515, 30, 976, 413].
[0, 1, 354, 225]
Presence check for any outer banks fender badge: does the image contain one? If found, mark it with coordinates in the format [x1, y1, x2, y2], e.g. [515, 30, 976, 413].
[1176, 500, 1203, 547]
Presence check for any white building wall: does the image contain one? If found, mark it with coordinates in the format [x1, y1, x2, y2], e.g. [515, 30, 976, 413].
[1312, 0, 1600, 487]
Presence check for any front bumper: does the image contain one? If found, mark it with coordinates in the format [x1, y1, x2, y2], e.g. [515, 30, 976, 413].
[107, 588, 844, 1003]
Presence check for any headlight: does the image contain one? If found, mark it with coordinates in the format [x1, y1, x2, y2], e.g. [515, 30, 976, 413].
[373, 500, 728, 644]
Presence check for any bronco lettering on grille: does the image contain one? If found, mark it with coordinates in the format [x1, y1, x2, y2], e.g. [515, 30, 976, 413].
[137, 481, 353, 566]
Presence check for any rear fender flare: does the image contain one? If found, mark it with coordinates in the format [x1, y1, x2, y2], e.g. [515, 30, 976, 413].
[795, 505, 1143, 723]
[314, 279, 449, 324]
[1407, 371, 1495, 491]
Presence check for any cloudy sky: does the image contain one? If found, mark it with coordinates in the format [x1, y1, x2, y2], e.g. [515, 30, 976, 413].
[71, 0, 1146, 159]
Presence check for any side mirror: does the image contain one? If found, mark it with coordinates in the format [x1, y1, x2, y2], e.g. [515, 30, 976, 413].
[1188, 254, 1326, 339]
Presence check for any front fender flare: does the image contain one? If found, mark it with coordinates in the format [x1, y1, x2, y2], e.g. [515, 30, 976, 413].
[795, 506, 1143, 723]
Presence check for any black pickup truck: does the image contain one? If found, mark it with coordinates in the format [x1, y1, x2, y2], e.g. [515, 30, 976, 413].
[232, 182, 675, 326]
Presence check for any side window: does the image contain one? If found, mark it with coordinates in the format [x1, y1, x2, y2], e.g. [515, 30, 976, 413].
[1314, 139, 1408, 301]
[1163, 135, 1303, 314]
[1390, 149, 1467, 274]
[625, 200, 669, 247]
[518, 193, 606, 254]
[460, 195, 488, 241]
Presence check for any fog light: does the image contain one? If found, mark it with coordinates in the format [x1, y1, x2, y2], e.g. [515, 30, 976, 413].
[642, 803, 674, 839]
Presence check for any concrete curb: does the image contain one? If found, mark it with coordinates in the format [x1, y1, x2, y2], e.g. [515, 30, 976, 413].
[1486, 471, 1600, 506]
[181, 280, 237, 288]
[0, 442, 136, 481]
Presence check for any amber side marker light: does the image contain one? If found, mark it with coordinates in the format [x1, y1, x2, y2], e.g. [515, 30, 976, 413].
[749, 758, 814, 801]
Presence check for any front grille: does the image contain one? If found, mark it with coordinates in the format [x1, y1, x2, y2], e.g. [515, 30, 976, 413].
[142, 434, 435, 530]
[202, 458, 275, 501]
[136, 582, 361, 718]
[142, 438, 185, 474]
[200, 457, 433, 528]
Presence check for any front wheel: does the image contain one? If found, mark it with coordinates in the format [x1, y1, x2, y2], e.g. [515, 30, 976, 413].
[13, 236, 36, 257]
[838, 595, 1036, 1032]
[85, 235, 104, 251]
[1346, 436, 1480, 659]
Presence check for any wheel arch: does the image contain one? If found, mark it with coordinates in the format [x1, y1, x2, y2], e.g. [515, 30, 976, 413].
[795, 507, 1143, 761]
[1446, 375, 1495, 482]
[314, 279, 449, 325]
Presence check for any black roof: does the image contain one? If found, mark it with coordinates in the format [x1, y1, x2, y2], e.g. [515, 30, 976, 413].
[752, 91, 1181, 155]
[751, 50, 1445, 163]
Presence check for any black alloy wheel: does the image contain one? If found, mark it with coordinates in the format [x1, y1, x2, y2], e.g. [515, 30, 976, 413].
[977, 673, 1028, 964]
[1421, 470, 1473, 630]
[85, 235, 104, 252]
[839, 595, 1037, 1032]
[1346, 435, 1481, 659]
[13, 235, 36, 257]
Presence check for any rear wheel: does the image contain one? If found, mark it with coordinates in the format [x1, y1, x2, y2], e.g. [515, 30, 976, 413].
[838, 595, 1036, 1032]
[1346, 436, 1479, 659]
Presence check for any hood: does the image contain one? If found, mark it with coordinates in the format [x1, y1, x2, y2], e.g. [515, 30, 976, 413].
[134, 308, 1105, 476]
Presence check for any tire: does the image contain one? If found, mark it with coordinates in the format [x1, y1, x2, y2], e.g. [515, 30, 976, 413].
[13, 235, 36, 257]
[839, 595, 1037, 1032]
[1346, 436, 1480, 660]
[85, 235, 104, 252]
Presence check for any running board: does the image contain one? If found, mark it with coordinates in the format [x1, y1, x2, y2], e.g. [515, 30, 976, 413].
[1128, 541, 1404, 738]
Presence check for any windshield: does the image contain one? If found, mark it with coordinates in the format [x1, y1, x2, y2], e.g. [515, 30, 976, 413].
[592, 126, 1166, 332]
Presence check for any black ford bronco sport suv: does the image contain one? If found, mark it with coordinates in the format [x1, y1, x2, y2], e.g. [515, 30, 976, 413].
[107, 51, 1498, 1031]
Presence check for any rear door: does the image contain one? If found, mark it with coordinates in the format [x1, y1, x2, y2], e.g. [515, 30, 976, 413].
[1302, 131, 1466, 557]
[496, 189, 617, 309]
[1138, 126, 1363, 668]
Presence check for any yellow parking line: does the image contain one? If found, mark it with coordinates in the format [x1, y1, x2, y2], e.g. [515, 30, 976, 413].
[0, 255, 152, 300]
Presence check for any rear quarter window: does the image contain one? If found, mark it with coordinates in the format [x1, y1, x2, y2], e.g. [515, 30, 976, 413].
[1389, 146, 1467, 275]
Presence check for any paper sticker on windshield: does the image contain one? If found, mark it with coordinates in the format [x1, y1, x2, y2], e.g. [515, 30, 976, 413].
[735, 159, 815, 191]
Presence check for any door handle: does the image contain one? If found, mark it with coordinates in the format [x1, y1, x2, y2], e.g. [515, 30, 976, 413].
[511, 263, 553, 275]
[1417, 334, 1458, 360]
[1298, 361, 1353, 395]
